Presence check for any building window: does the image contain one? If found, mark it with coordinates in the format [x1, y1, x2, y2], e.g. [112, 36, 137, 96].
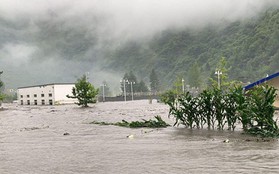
[34, 100, 37, 105]
[34, 94, 37, 97]
[21, 100, 23, 105]
[20, 95, 23, 98]
[27, 100, 30, 105]
[49, 93, 52, 97]
[41, 94, 44, 97]
[42, 100, 45, 105]
[49, 99, 53, 105]
[27, 95, 30, 98]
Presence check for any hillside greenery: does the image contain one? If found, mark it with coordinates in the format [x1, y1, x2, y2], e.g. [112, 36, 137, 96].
[106, 9, 279, 90]
[1, 8, 279, 91]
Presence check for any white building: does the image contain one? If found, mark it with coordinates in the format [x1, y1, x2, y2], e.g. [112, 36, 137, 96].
[17, 83, 77, 105]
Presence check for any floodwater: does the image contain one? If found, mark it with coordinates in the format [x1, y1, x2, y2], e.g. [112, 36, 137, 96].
[0, 100, 279, 174]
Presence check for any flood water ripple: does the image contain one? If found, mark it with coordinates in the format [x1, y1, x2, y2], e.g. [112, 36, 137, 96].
[0, 100, 279, 174]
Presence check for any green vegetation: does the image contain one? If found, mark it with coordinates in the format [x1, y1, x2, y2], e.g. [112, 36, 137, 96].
[161, 85, 279, 138]
[90, 115, 170, 128]
[2, 93, 17, 103]
[107, 9, 279, 89]
[208, 57, 234, 90]
[187, 62, 202, 89]
[150, 69, 160, 94]
[121, 71, 149, 94]
[2, 8, 279, 90]
[67, 75, 99, 107]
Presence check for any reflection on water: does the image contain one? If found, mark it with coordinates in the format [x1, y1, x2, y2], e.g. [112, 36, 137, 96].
[0, 101, 278, 174]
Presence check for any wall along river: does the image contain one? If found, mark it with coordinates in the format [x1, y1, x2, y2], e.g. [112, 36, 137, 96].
[0, 100, 279, 174]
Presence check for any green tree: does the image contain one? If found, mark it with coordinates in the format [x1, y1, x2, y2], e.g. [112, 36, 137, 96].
[172, 75, 184, 95]
[121, 71, 138, 93]
[149, 69, 160, 94]
[188, 62, 202, 88]
[67, 75, 99, 107]
[209, 57, 233, 90]
[138, 80, 149, 93]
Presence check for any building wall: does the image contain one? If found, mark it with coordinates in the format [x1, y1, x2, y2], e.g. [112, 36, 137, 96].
[53, 84, 77, 104]
[18, 84, 76, 105]
[18, 85, 54, 105]
[267, 78, 279, 108]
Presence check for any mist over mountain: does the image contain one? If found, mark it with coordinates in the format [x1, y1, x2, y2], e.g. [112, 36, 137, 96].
[0, 0, 279, 94]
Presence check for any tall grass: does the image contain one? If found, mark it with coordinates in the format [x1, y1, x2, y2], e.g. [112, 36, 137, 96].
[161, 85, 279, 137]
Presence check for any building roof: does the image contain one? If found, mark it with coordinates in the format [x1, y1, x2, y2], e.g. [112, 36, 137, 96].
[18, 83, 75, 89]
[244, 71, 279, 90]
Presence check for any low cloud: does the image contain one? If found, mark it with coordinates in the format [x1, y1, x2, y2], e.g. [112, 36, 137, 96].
[0, 0, 279, 90]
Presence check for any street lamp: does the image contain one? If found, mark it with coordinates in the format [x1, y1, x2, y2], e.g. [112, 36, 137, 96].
[100, 83, 106, 102]
[128, 81, 135, 101]
[182, 78, 185, 93]
[215, 70, 222, 89]
[86, 72, 89, 81]
[120, 79, 128, 102]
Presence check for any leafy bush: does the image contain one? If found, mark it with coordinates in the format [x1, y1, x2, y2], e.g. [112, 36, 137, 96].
[161, 85, 279, 137]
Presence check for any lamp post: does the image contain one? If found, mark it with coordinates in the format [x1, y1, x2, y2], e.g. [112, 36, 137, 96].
[215, 70, 222, 89]
[128, 81, 135, 101]
[182, 78, 185, 93]
[100, 83, 106, 102]
[120, 79, 128, 102]
[86, 72, 89, 81]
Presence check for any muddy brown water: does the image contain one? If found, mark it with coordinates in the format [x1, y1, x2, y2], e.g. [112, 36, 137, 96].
[0, 100, 279, 174]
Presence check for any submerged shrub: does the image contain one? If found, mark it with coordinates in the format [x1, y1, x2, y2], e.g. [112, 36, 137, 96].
[90, 115, 170, 128]
[162, 85, 279, 138]
[245, 86, 279, 137]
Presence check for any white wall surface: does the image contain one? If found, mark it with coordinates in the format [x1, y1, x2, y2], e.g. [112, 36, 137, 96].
[18, 84, 76, 105]
[18, 85, 54, 105]
[268, 78, 279, 108]
[53, 84, 77, 104]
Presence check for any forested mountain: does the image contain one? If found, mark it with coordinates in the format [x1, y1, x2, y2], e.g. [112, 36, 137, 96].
[0, 7, 279, 93]
[106, 8, 279, 89]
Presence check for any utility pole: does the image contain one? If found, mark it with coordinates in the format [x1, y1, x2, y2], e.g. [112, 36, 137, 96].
[215, 70, 222, 89]
[182, 78, 185, 93]
[120, 79, 128, 102]
[100, 83, 106, 102]
[128, 81, 135, 101]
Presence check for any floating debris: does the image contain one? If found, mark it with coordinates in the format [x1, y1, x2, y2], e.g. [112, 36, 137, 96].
[223, 139, 230, 143]
[20, 126, 49, 131]
[126, 134, 134, 139]
[90, 115, 169, 128]
[141, 129, 154, 134]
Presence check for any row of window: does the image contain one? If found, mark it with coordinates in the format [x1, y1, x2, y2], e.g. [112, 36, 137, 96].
[20, 99, 53, 105]
[20, 93, 52, 98]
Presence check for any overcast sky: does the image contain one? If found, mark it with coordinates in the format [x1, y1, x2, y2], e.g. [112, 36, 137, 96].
[1, 0, 279, 39]
[0, 0, 279, 90]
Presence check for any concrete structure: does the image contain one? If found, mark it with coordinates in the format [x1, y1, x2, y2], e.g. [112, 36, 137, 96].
[17, 83, 77, 105]
[244, 72, 279, 108]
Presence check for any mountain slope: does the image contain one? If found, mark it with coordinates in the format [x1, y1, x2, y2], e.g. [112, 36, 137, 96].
[107, 8, 279, 88]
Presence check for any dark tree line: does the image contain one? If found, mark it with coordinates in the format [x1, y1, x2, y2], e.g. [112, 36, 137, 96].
[107, 9, 279, 89]
[121, 70, 160, 95]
